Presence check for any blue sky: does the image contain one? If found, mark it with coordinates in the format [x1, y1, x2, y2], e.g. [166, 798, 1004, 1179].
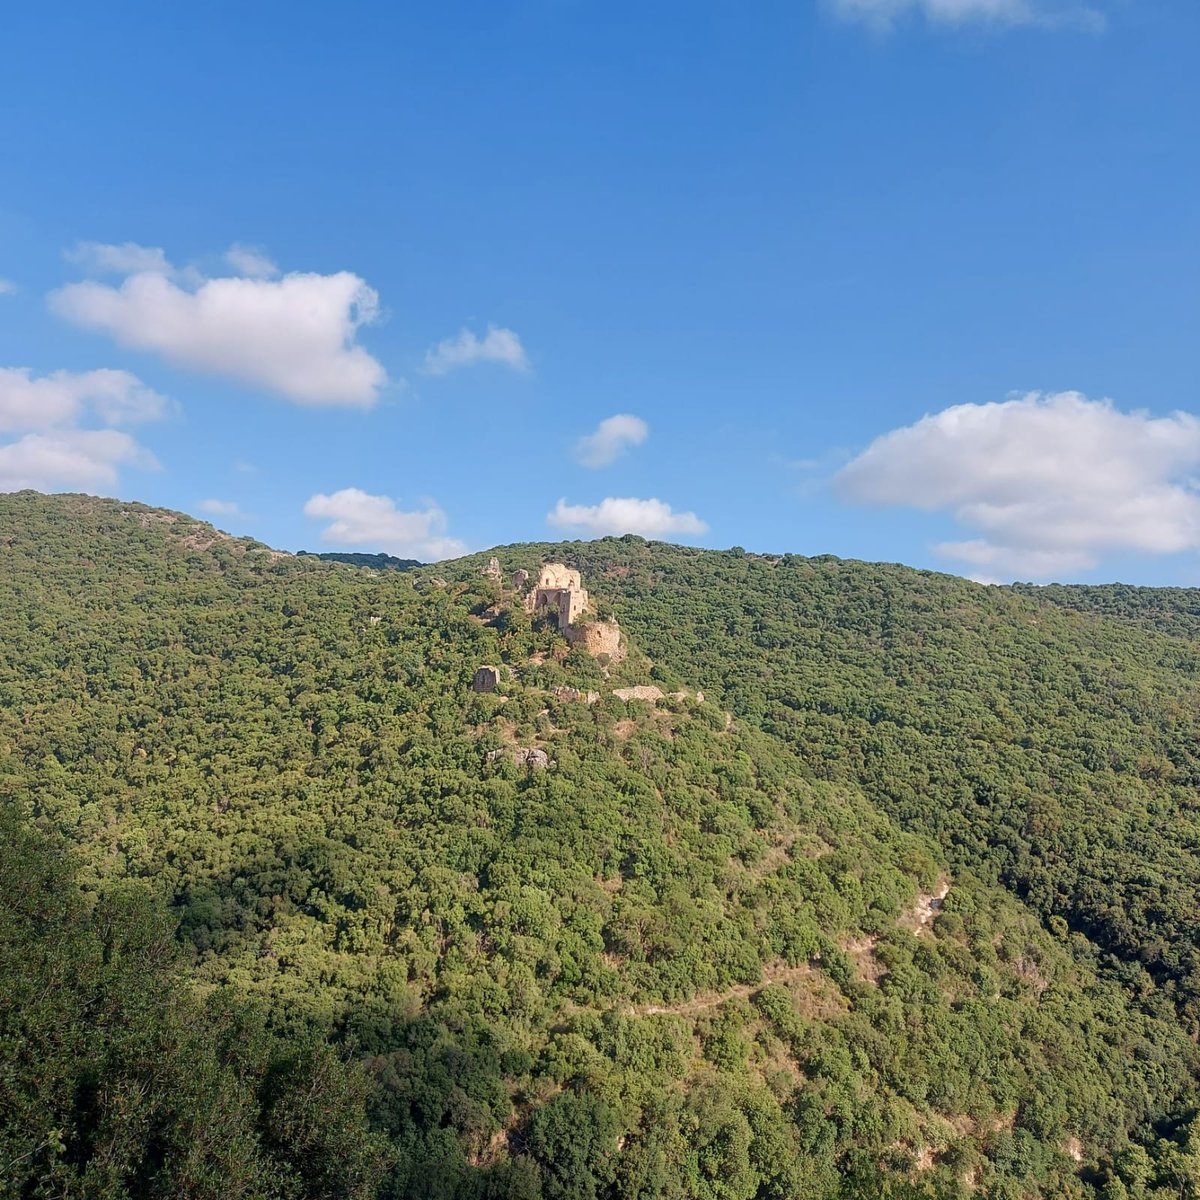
[0, 0, 1197, 582]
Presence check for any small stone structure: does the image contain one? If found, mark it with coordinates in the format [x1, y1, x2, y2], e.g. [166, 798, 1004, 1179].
[483, 557, 502, 583]
[511, 568, 530, 591]
[554, 686, 601, 705]
[612, 685, 665, 703]
[471, 665, 501, 693]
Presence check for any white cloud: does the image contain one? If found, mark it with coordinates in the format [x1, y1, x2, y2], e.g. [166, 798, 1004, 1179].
[0, 429, 157, 493]
[51, 243, 386, 407]
[547, 496, 708, 539]
[225, 244, 278, 279]
[423, 326, 529, 376]
[835, 390, 1200, 579]
[0, 279, 16, 296]
[829, 0, 1104, 31]
[0, 367, 167, 432]
[303, 487, 467, 561]
[0, 365, 167, 495]
[199, 498, 241, 516]
[575, 414, 649, 468]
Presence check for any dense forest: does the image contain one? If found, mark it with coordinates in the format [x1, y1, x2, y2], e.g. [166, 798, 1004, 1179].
[2, 492, 1200, 1199]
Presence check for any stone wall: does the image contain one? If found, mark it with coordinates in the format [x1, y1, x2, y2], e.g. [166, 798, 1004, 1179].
[565, 617, 624, 662]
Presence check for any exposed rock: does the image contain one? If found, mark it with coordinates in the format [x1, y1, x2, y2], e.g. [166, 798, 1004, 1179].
[511, 568, 530, 591]
[554, 686, 600, 705]
[486, 746, 553, 769]
[483, 556, 502, 583]
[471, 665, 501, 693]
[612, 685, 665, 703]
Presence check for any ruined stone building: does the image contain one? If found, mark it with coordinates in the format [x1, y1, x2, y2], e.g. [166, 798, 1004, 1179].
[500, 560, 625, 661]
[525, 563, 590, 628]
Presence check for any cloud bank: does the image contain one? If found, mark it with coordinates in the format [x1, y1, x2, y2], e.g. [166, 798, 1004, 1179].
[0, 366, 165, 493]
[836, 390, 1200, 578]
[574, 414, 649, 468]
[829, 0, 1104, 31]
[304, 487, 467, 561]
[51, 243, 386, 407]
[423, 326, 529, 376]
[0, 367, 167, 433]
[547, 496, 708, 539]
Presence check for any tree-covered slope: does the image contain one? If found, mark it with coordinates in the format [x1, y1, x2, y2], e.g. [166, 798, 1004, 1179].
[438, 539, 1200, 1032]
[2, 492, 1199, 1199]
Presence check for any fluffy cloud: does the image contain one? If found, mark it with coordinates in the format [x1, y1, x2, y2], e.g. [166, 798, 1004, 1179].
[304, 487, 467, 561]
[574, 414, 649, 468]
[829, 0, 1104, 31]
[0, 429, 157, 493]
[0, 367, 167, 432]
[51, 243, 386, 407]
[199, 498, 241, 516]
[0, 366, 166, 494]
[423, 326, 529, 376]
[835, 391, 1200, 578]
[547, 496, 708, 539]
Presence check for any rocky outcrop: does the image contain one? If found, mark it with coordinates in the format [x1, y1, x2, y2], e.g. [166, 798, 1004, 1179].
[471, 666, 501, 693]
[486, 746, 553, 769]
[483, 557, 502, 583]
[511, 568, 529, 591]
[554, 686, 600, 705]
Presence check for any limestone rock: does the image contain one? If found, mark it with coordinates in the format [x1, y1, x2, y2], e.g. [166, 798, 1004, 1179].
[471, 665, 501, 693]
[554, 686, 600, 705]
[483, 556, 502, 583]
[486, 746, 553, 769]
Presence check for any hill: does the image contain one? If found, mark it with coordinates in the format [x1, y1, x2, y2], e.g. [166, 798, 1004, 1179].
[437, 540, 1200, 1030]
[1, 492, 1198, 1199]
[298, 550, 424, 571]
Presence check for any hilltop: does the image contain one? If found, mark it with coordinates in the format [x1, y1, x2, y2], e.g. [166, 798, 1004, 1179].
[1, 492, 1198, 1200]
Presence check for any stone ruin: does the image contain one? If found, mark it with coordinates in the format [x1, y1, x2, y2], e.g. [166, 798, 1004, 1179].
[470, 665, 501, 693]
[525, 563, 590, 628]
[472, 560, 625, 672]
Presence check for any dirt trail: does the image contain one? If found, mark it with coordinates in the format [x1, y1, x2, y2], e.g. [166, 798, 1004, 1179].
[628, 962, 821, 1019]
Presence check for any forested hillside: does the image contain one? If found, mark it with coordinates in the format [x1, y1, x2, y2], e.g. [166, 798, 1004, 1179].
[3, 492, 1200, 1199]
[442, 540, 1200, 1030]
